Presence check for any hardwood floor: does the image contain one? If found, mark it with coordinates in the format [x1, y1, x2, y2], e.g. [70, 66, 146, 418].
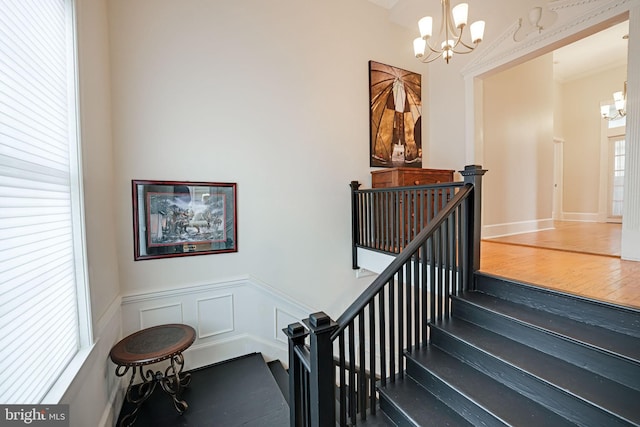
[481, 222, 640, 309]
[485, 221, 622, 257]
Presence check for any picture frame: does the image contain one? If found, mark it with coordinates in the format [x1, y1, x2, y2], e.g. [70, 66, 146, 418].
[369, 60, 422, 168]
[132, 180, 237, 260]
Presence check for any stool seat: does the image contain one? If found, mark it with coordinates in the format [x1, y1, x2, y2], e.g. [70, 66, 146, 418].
[110, 324, 195, 366]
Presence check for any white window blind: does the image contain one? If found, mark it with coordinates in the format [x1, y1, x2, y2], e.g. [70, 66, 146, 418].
[0, 0, 87, 403]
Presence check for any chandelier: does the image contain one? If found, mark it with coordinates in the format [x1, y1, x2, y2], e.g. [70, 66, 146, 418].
[601, 81, 627, 121]
[413, 0, 485, 64]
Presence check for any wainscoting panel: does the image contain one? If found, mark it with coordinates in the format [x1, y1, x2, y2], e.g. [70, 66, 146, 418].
[139, 303, 183, 329]
[197, 294, 234, 338]
[120, 275, 315, 369]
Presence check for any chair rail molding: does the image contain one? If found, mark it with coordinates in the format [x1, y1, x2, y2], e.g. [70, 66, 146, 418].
[120, 275, 316, 369]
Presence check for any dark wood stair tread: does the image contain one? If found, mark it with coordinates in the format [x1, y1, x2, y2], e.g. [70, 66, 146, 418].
[407, 346, 577, 427]
[346, 410, 396, 426]
[432, 318, 640, 425]
[458, 291, 640, 363]
[378, 376, 474, 426]
[475, 273, 640, 338]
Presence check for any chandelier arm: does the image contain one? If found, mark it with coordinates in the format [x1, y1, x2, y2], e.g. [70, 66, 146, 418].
[419, 52, 445, 63]
[449, 30, 472, 53]
[452, 40, 479, 53]
[424, 39, 444, 55]
[418, 45, 443, 62]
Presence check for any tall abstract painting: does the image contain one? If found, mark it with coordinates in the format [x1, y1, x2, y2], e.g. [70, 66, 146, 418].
[369, 61, 422, 168]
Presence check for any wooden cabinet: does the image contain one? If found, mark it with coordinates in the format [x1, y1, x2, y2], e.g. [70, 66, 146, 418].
[371, 167, 454, 188]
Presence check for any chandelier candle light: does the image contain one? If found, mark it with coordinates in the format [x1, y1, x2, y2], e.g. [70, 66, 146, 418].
[601, 81, 627, 120]
[413, 0, 485, 64]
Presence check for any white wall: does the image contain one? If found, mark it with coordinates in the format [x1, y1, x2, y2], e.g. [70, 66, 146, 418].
[480, 56, 627, 232]
[27, 0, 640, 425]
[426, 63, 468, 170]
[55, 1, 640, 424]
[60, 0, 123, 425]
[76, 0, 120, 330]
[107, 0, 420, 318]
[481, 54, 555, 236]
[560, 65, 627, 216]
[479, 54, 625, 233]
[61, 1, 427, 423]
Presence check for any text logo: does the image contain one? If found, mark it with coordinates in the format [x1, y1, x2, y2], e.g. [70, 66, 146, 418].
[1, 406, 68, 426]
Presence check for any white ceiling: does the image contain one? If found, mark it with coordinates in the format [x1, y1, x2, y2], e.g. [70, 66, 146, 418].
[369, 0, 629, 81]
[552, 21, 628, 82]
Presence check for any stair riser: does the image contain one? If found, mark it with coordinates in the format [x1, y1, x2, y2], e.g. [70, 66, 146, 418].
[431, 327, 633, 426]
[476, 274, 640, 338]
[452, 300, 640, 391]
[405, 358, 509, 427]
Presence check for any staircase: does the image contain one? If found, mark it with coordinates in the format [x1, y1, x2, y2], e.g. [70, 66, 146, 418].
[376, 272, 640, 426]
[288, 167, 640, 426]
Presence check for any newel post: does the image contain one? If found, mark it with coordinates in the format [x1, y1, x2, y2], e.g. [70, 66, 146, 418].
[284, 322, 309, 427]
[350, 181, 362, 269]
[304, 312, 338, 427]
[459, 165, 487, 289]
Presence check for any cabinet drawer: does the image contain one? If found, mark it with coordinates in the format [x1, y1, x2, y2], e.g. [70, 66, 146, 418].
[371, 167, 454, 188]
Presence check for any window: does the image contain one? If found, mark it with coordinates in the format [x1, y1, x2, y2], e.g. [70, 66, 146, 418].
[608, 136, 625, 220]
[0, 0, 91, 403]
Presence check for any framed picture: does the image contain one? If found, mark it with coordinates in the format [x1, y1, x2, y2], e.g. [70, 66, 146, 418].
[132, 180, 237, 260]
[369, 60, 422, 168]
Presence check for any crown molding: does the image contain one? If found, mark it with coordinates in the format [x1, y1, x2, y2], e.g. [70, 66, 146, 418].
[462, 0, 633, 78]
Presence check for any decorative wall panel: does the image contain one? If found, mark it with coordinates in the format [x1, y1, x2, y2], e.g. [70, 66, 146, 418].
[197, 294, 234, 338]
[140, 303, 183, 329]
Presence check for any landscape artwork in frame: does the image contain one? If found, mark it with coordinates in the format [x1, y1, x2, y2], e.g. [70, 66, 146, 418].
[132, 180, 237, 260]
[369, 60, 422, 168]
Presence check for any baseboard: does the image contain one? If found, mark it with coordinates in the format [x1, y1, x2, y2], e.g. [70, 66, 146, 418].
[97, 374, 124, 427]
[483, 218, 554, 239]
[560, 212, 600, 222]
[96, 296, 125, 427]
[185, 333, 290, 370]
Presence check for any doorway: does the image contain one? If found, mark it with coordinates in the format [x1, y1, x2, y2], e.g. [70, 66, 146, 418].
[553, 137, 564, 221]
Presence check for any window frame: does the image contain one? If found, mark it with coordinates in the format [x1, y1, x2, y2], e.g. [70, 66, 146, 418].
[0, 0, 94, 404]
